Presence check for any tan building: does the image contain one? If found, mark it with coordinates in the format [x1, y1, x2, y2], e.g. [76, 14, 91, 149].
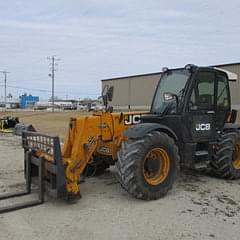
[102, 63, 240, 110]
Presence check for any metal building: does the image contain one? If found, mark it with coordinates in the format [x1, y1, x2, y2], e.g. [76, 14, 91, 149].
[20, 94, 39, 109]
[102, 63, 240, 110]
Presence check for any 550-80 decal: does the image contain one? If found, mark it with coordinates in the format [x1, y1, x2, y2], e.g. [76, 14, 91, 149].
[124, 114, 142, 125]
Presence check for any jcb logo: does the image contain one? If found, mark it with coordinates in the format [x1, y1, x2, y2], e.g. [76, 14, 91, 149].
[124, 114, 141, 125]
[196, 123, 211, 131]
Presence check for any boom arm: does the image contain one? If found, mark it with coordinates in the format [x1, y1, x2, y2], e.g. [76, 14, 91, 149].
[62, 115, 106, 195]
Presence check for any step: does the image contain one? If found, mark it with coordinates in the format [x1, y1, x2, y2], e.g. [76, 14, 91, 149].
[194, 162, 208, 170]
[195, 150, 209, 157]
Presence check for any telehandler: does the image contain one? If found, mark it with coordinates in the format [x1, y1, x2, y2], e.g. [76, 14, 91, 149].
[1, 64, 240, 213]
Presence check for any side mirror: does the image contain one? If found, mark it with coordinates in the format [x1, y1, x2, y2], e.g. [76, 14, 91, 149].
[102, 95, 108, 107]
[163, 92, 175, 101]
[102, 85, 114, 110]
[107, 86, 114, 102]
[163, 92, 179, 113]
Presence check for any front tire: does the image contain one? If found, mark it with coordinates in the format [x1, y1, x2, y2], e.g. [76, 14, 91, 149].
[211, 130, 240, 179]
[116, 131, 180, 200]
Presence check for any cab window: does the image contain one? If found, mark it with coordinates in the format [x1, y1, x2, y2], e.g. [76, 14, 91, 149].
[216, 73, 230, 110]
[189, 71, 215, 111]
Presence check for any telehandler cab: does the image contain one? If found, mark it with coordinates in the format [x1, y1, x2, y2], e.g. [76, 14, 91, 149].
[1, 64, 240, 213]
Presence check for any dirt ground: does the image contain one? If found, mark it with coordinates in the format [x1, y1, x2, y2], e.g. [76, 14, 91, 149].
[0, 110, 90, 140]
[0, 111, 240, 240]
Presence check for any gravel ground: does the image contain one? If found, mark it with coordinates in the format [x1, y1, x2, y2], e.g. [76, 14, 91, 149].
[0, 134, 240, 240]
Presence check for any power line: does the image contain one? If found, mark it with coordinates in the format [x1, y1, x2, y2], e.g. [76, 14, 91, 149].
[10, 78, 50, 84]
[47, 56, 60, 112]
[0, 84, 99, 96]
[0, 85, 50, 92]
[0, 70, 10, 111]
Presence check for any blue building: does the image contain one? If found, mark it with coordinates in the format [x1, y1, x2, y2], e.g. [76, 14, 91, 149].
[20, 95, 39, 109]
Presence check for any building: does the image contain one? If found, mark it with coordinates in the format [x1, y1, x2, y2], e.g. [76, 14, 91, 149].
[20, 94, 39, 109]
[51, 99, 78, 110]
[0, 96, 20, 109]
[102, 63, 240, 110]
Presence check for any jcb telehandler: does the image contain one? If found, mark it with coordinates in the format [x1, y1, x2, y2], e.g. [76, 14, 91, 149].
[1, 64, 240, 213]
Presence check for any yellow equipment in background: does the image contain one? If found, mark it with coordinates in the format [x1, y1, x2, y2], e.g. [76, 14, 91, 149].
[0, 116, 19, 133]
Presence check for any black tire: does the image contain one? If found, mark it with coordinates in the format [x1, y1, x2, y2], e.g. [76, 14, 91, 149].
[84, 160, 110, 177]
[211, 130, 240, 179]
[116, 131, 180, 200]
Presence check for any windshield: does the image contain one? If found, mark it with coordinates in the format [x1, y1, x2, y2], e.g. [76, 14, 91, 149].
[151, 69, 191, 114]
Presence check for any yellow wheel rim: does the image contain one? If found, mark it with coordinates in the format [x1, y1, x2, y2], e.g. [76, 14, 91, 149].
[233, 143, 240, 170]
[143, 148, 170, 186]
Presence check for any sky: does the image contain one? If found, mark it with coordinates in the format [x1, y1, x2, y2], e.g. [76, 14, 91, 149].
[0, 0, 239, 100]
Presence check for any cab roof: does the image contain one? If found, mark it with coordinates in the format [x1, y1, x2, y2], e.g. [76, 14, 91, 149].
[213, 67, 238, 81]
[166, 65, 238, 82]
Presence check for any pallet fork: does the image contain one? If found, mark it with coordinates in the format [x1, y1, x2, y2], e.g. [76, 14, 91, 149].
[0, 131, 67, 213]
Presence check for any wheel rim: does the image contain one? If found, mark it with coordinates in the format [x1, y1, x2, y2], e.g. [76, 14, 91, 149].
[233, 143, 240, 170]
[143, 148, 170, 186]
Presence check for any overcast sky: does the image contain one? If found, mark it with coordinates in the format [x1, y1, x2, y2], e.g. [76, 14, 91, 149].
[0, 0, 239, 100]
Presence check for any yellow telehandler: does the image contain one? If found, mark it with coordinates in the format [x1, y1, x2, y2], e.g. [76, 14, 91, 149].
[1, 65, 240, 213]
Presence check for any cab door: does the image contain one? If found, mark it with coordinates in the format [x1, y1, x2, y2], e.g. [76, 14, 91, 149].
[185, 70, 216, 142]
[215, 72, 231, 130]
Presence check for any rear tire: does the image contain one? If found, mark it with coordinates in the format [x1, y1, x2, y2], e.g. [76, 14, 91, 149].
[211, 130, 240, 179]
[116, 131, 180, 200]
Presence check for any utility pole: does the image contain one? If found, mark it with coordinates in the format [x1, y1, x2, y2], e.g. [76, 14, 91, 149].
[47, 56, 60, 112]
[0, 70, 10, 111]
